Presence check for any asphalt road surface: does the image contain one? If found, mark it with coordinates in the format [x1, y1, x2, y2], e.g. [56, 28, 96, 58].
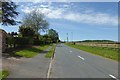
[50, 44, 119, 79]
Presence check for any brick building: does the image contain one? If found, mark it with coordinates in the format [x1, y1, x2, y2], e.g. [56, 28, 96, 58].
[0, 29, 7, 53]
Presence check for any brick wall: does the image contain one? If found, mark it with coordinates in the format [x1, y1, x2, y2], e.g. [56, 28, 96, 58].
[0, 29, 7, 53]
[0, 30, 2, 53]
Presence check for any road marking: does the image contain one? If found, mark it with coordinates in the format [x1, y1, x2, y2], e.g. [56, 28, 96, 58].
[47, 56, 53, 78]
[109, 74, 119, 80]
[78, 56, 84, 60]
[69, 51, 72, 53]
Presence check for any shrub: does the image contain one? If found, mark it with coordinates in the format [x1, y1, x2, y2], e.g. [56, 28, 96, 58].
[14, 37, 33, 46]
[19, 26, 36, 38]
[6, 36, 14, 47]
[33, 39, 44, 45]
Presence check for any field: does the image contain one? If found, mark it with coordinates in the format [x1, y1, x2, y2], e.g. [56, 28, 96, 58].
[66, 42, 119, 61]
[76, 42, 119, 50]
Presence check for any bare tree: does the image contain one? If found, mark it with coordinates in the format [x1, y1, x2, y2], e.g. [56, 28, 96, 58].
[22, 10, 49, 34]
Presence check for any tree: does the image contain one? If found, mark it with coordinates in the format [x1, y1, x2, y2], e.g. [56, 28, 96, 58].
[48, 29, 59, 43]
[0, 1, 2, 22]
[22, 10, 49, 34]
[19, 26, 35, 38]
[42, 34, 52, 44]
[8, 32, 18, 37]
[2, 1, 19, 26]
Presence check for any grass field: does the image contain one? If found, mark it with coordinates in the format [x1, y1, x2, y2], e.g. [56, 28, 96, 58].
[76, 42, 119, 49]
[66, 43, 119, 61]
[0, 70, 9, 79]
[15, 45, 49, 58]
[45, 44, 56, 58]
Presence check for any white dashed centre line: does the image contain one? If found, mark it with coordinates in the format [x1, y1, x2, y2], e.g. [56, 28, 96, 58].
[109, 74, 119, 80]
[78, 56, 85, 60]
[69, 51, 72, 53]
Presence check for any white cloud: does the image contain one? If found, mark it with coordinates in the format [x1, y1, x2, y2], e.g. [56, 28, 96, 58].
[21, 6, 64, 18]
[12, 0, 119, 2]
[21, 6, 34, 13]
[40, 5, 49, 8]
[63, 13, 118, 26]
[21, 5, 118, 26]
[63, 4, 70, 8]
[47, 9, 64, 19]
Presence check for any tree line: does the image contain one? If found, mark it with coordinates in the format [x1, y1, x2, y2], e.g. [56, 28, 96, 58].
[77, 40, 115, 42]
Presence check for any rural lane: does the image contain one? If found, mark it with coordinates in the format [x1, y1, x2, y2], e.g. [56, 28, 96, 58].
[50, 44, 119, 79]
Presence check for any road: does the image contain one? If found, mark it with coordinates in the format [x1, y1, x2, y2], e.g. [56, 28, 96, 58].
[50, 44, 119, 79]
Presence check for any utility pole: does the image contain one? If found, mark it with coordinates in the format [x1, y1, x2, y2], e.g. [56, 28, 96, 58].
[71, 32, 73, 42]
[67, 33, 68, 42]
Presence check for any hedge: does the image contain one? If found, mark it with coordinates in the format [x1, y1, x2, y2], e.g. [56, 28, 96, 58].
[14, 37, 33, 46]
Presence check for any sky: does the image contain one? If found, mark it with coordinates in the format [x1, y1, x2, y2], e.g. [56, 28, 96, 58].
[0, 2, 118, 41]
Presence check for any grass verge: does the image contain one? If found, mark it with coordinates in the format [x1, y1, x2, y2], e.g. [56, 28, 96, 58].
[15, 45, 49, 58]
[0, 11, 2, 15]
[45, 44, 56, 58]
[0, 70, 9, 79]
[66, 43, 119, 61]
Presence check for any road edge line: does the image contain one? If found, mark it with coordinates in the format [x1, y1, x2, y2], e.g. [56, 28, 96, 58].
[47, 57, 53, 79]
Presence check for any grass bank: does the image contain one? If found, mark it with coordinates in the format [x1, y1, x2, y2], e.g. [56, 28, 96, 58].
[0, 70, 9, 79]
[15, 45, 50, 58]
[45, 44, 56, 58]
[66, 43, 119, 61]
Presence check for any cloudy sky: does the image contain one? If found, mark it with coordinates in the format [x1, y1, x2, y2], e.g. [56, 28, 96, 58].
[0, 2, 118, 41]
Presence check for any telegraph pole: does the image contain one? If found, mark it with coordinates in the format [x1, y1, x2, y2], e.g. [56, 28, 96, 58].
[71, 32, 73, 42]
[67, 33, 68, 42]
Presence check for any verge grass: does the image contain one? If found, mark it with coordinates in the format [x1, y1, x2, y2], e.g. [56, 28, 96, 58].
[45, 44, 56, 58]
[66, 43, 119, 61]
[0, 70, 9, 79]
[15, 45, 49, 58]
[0, 11, 2, 15]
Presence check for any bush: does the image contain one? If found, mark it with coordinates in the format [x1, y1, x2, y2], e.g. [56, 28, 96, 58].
[19, 26, 36, 37]
[6, 36, 14, 47]
[14, 37, 33, 46]
[33, 39, 44, 45]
